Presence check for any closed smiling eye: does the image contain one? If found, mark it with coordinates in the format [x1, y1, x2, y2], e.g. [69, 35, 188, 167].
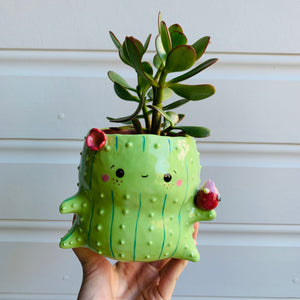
[141, 175, 149, 178]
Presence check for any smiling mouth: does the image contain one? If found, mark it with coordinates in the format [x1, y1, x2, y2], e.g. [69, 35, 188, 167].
[141, 175, 149, 178]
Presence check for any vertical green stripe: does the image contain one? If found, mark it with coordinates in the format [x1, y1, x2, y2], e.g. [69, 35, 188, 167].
[168, 138, 171, 152]
[109, 190, 115, 258]
[171, 158, 189, 257]
[115, 136, 118, 151]
[142, 136, 145, 152]
[158, 194, 167, 259]
[133, 193, 142, 261]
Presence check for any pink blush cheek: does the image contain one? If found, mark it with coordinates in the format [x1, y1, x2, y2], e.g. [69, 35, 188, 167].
[176, 179, 183, 187]
[102, 174, 110, 182]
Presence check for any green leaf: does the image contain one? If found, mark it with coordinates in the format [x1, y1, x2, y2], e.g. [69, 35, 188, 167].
[162, 87, 173, 101]
[124, 37, 157, 86]
[146, 88, 153, 100]
[164, 111, 179, 128]
[122, 114, 147, 124]
[137, 76, 149, 96]
[175, 126, 211, 138]
[142, 62, 153, 77]
[129, 36, 145, 56]
[114, 83, 139, 102]
[137, 62, 153, 95]
[109, 125, 134, 131]
[168, 24, 183, 34]
[167, 58, 218, 84]
[144, 34, 151, 52]
[178, 114, 185, 122]
[108, 71, 136, 91]
[109, 32, 132, 66]
[165, 45, 196, 73]
[160, 21, 172, 54]
[170, 31, 187, 48]
[158, 12, 162, 33]
[163, 99, 190, 110]
[107, 93, 146, 123]
[192, 36, 210, 60]
[148, 105, 176, 127]
[147, 87, 173, 101]
[169, 83, 215, 100]
[124, 37, 141, 66]
[153, 54, 162, 69]
[132, 118, 143, 134]
[109, 31, 122, 51]
[121, 40, 133, 66]
[155, 35, 167, 65]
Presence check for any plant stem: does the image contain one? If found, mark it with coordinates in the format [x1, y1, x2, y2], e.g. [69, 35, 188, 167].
[151, 69, 168, 135]
[142, 104, 151, 132]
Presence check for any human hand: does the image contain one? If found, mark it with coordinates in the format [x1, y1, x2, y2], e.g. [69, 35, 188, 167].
[74, 222, 199, 300]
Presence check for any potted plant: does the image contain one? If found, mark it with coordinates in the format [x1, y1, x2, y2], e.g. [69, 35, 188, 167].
[59, 13, 220, 262]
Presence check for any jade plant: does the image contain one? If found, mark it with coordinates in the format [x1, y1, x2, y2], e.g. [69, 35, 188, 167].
[107, 13, 218, 137]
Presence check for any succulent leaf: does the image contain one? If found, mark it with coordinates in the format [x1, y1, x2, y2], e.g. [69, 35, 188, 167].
[132, 118, 143, 133]
[175, 126, 211, 137]
[108, 71, 136, 91]
[109, 32, 131, 66]
[170, 31, 188, 48]
[164, 111, 179, 129]
[142, 62, 153, 77]
[143, 34, 152, 52]
[129, 36, 146, 56]
[160, 21, 172, 54]
[148, 105, 176, 127]
[169, 83, 215, 100]
[137, 76, 149, 96]
[114, 83, 139, 102]
[125, 37, 157, 86]
[165, 45, 196, 73]
[168, 24, 184, 34]
[163, 99, 190, 110]
[178, 113, 185, 122]
[137, 63, 153, 96]
[158, 12, 162, 33]
[109, 31, 122, 51]
[153, 54, 162, 69]
[148, 87, 173, 101]
[122, 40, 133, 66]
[155, 35, 167, 65]
[192, 36, 210, 60]
[124, 37, 142, 65]
[168, 58, 218, 84]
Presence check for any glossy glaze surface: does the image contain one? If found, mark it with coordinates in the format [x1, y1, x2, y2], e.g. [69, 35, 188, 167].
[59, 130, 216, 262]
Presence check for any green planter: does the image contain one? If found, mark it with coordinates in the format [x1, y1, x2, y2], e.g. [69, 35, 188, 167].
[59, 129, 217, 262]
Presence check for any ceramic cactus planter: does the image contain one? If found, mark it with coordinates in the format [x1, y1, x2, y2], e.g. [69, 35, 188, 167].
[59, 128, 219, 262]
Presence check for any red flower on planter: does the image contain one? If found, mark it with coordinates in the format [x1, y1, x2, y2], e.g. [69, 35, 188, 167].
[86, 128, 107, 151]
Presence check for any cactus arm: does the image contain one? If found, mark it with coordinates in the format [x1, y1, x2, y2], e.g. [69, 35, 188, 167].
[60, 214, 86, 249]
[59, 193, 88, 215]
[193, 207, 216, 222]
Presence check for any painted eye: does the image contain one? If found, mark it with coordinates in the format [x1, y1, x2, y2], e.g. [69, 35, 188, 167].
[116, 168, 125, 178]
[163, 173, 172, 182]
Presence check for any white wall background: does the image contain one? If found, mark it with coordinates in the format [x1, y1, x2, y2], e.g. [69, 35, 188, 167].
[1, 0, 300, 299]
